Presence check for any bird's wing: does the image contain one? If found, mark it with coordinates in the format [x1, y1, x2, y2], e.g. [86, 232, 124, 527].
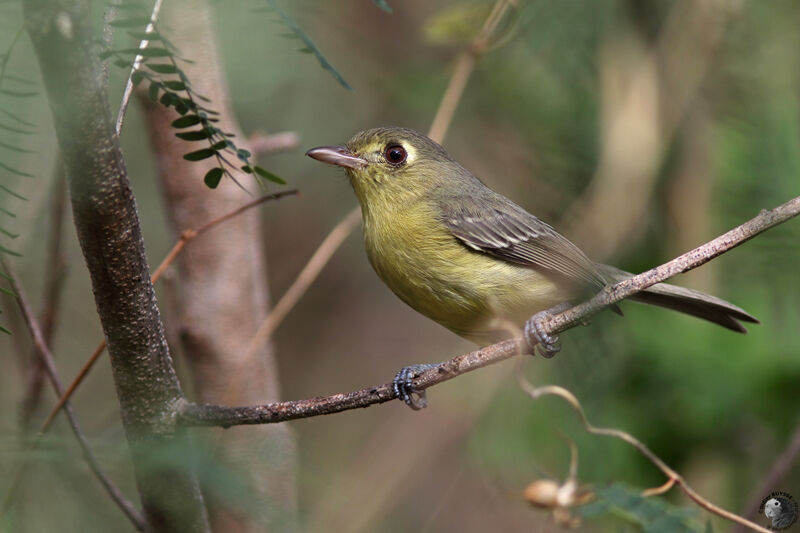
[439, 195, 607, 293]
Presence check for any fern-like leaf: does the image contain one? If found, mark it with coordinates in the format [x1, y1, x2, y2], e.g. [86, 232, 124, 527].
[265, 0, 353, 91]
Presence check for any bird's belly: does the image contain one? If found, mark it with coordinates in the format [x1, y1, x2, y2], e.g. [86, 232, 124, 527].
[365, 224, 566, 345]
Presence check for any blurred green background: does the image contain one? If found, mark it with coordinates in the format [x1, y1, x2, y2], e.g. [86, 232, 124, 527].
[1, 0, 799, 531]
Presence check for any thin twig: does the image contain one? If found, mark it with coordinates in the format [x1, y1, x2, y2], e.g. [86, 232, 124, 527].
[428, 0, 517, 143]
[36, 190, 298, 435]
[115, 0, 164, 135]
[0, 259, 146, 531]
[514, 377, 771, 533]
[177, 194, 800, 427]
[641, 478, 677, 497]
[242, 208, 361, 361]
[248, 130, 300, 155]
[20, 164, 68, 430]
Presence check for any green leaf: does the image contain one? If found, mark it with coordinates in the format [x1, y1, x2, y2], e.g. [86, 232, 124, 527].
[163, 80, 186, 91]
[159, 94, 173, 108]
[579, 484, 704, 533]
[211, 140, 229, 151]
[372, 0, 393, 13]
[0, 89, 38, 98]
[0, 324, 10, 335]
[5, 73, 35, 85]
[148, 82, 160, 103]
[146, 63, 178, 74]
[127, 30, 162, 41]
[131, 70, 146, 86]
[178, 96, 198, 113]
[267, 0, 353, 91]
[183, 148, 217, 161]
[110, 16, 152, 27]
[0, 122, 35, 135]
[175, 129, 212, 141]
[120, 47, 171, 57]
[98, 48, 115, 60]
[241, 165, 254, 174]
[0, 227, 19, 239]
[171, 115, 203, 128]
[253, 165, 287, 185]
[0, 140, 33, 153]
[0, 107, 36, 127]
[204, 167, 224, 188]
[0, 161, 34, 177]
[297, 48, 312, 54]
[0, 245, 22, 257]
[0, 184, 28, 200]
[236, 149, 251, 162]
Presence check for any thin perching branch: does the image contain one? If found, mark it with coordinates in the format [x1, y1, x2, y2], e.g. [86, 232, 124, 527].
[0, 259, 146, 531]
[177, 195, 800, 427]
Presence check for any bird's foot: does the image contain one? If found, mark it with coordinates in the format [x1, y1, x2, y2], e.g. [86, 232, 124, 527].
[524, 303, 571, 358]
[393, 363, 438, 410]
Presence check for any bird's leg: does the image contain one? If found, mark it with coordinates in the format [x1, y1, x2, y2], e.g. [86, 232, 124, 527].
[393, 363, 438, 410]
[524, 302, 572, 358]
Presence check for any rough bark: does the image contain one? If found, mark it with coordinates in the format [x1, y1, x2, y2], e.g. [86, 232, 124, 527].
[23, 1, 210, 531]
[138, 2, 297, 531]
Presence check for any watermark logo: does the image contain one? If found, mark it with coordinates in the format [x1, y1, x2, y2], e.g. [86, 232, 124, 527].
[759, 492, 797, 531]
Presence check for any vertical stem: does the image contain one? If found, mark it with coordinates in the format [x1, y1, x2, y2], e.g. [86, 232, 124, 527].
[23, 1, 209, 531]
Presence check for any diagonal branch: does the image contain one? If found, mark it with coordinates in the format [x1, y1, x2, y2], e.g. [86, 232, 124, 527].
[20, 164, 68, 430]
[177, 195, 800, 427]
[0, 259, 146, 531]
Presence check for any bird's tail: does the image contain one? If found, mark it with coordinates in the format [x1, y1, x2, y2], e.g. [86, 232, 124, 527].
[595, 264, 759, 333]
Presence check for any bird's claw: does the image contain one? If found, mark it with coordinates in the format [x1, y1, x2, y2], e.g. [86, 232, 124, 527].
[393, 364, 437, 410]
[524, 304, 571, 358]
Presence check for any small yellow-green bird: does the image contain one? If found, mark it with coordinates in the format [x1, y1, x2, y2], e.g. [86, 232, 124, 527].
[307, 127, 757, 408]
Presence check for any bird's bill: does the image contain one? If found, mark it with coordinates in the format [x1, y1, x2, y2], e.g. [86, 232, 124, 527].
[306, 146, 367, 170]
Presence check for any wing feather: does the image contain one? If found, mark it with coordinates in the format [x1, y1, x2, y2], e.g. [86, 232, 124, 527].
[440, 195, 607, 293]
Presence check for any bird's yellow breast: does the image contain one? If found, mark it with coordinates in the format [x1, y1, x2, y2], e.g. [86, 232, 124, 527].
[361, 198, 565, 344]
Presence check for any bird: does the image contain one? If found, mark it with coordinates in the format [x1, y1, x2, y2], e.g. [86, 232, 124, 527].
[306, 126, 758, 408]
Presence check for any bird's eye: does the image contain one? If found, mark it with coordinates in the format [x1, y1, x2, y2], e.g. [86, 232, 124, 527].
[384, 145, 407, 165]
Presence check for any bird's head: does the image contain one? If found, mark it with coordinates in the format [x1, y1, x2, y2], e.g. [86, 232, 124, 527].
[306, 127, 460, 210]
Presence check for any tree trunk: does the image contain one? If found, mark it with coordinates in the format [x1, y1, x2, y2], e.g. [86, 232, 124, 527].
[138, 2, 297, 531]
[24, 0, 210, 532]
